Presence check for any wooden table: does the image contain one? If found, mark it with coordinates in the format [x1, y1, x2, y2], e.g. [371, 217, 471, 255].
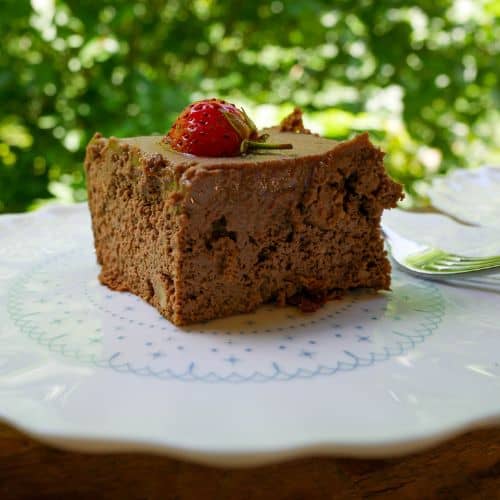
[1, 423, 500, 499]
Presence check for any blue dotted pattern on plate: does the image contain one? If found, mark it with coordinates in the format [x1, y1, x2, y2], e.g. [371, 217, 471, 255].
[7, 249, 445, 383]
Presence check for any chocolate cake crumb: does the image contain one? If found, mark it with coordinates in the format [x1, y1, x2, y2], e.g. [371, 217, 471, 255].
[280, 107, 313, 134]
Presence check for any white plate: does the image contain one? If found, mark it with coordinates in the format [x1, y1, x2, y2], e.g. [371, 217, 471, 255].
[427, 166, 500, 227]
[1, 204, 500, 467]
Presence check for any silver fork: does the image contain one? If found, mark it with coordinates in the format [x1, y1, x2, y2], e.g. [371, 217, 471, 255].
[404, 248, 500, 274]
[382, 224, 500, 291]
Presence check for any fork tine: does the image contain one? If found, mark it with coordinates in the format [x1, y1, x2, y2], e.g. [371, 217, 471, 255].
[439, 254, 500, 263]
[406, 247, 500, 274]
[405, 248, 447, 267]
[420, 269, 491, 275]
[422, 265, 500, 273]
[421, 258, 500, 268]
[432, 257, 500, 268]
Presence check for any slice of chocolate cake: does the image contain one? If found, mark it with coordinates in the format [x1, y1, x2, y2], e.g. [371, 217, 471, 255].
[85, 120, 403, 325]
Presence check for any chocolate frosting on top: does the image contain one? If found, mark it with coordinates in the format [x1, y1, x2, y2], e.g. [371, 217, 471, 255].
[120, 127, 341, 169]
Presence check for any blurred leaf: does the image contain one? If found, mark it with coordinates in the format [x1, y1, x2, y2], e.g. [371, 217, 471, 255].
[0, 0, 499, 212]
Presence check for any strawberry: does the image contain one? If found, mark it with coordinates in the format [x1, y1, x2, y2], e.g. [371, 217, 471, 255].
[164, 98, 292, 157]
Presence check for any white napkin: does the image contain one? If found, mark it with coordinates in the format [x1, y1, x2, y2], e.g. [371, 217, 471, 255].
[382, 210, 500, 258]
[427, 166, 500, 227]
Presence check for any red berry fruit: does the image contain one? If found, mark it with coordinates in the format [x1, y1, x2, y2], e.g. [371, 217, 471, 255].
[164, 98, 292, 157]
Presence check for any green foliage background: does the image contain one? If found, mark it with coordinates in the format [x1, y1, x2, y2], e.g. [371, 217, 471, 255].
[1, 0, 499, 213]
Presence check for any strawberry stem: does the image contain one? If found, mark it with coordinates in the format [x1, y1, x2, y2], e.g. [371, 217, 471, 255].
[241, 139, 293, 154]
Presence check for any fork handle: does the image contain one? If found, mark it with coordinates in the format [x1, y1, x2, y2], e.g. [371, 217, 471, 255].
[416, 275, 500, 293]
